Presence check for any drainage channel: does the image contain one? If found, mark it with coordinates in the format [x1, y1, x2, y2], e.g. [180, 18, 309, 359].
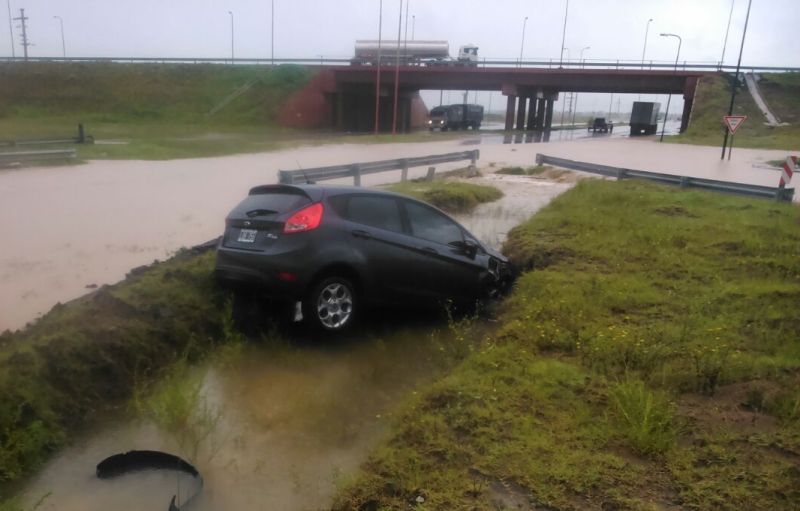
[17, 174, 571, 511]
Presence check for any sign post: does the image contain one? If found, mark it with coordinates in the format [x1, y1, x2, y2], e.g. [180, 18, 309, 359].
[723, 115, 747, 160]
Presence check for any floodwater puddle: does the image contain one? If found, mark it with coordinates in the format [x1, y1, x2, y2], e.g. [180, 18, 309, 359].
[21, 318, 464, 510]
[17, 177, 569, 510]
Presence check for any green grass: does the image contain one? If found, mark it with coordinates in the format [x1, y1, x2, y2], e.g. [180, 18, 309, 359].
[334, 180, 800, 510]
[387, 180, 503, 213]
[670, 73, 800, 150]
[0, 249, 229, 493]
[0, 62, 319, 160]
[757, 72, 800, 124]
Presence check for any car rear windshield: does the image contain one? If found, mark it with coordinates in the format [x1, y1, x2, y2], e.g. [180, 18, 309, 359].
[236, 192, 311, 215]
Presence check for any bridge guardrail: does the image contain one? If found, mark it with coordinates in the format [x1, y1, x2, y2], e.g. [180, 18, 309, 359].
[535, 154, 794, 202]
[278, 150, 479, 186]
[0, 149, 77, 166]
[2, 56, 798, 73]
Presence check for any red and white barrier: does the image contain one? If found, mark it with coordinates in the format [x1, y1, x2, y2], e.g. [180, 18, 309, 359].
[781, 156, 797, 187]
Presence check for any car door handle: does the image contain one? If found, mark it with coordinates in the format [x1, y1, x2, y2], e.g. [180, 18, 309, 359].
[351, 229, 372, 240]
[419, 246, 438, 254]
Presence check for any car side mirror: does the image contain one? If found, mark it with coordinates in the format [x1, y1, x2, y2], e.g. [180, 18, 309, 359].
[462, 239, 478, 258]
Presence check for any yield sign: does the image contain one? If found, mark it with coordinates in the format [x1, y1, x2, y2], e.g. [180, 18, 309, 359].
[723, 115, 747, 134]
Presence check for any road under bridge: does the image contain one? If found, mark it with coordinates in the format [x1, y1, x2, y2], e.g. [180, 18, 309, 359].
[278, 65, 708, 133]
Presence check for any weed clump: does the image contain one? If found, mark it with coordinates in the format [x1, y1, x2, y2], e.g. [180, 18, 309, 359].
[610, 380, 677, 456]
[387, 180, 502, 213]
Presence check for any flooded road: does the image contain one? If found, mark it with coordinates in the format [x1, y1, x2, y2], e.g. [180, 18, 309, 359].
[1, 134, 792, 331]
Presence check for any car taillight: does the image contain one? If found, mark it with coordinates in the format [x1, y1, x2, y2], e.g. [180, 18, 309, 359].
[283, 202, 324, 234]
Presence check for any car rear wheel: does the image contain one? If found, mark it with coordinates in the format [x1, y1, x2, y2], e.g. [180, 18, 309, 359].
[304, 276, 356, 332]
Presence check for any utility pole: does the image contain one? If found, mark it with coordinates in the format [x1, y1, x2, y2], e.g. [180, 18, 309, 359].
[13, 8, 29, 61]
[721, 0, 752, 159]
[6, 0, 14, 59]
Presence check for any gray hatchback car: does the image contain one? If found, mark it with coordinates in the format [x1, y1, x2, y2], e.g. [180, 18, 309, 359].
[215, 184, 513, 331]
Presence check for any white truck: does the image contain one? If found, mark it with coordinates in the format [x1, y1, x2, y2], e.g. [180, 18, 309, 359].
[351, 40, 479, 66]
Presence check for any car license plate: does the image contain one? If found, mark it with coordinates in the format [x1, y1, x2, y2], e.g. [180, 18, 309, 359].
[237, 229, 257, 243]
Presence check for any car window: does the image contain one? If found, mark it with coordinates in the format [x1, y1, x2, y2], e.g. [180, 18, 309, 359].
[405, 201, 463, 245]
[345, 195, 403, 233]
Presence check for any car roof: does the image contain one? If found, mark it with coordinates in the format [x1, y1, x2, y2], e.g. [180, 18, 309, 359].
[250, 183, 411, 200]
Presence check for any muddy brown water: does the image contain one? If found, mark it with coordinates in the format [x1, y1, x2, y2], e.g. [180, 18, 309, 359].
[22, 321, 453, 511]
[18, 176, 569, 511]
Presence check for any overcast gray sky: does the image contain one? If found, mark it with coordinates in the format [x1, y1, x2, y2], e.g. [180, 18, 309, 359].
[4, 0, 799, 114]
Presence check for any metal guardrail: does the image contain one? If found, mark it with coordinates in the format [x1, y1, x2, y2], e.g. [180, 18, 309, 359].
[2, 56, 798, 73]
[0, 149, 77, 165]
[0, 125, 93, 148]
[278, 150, 479, 186]
[535, 154, 795, 202]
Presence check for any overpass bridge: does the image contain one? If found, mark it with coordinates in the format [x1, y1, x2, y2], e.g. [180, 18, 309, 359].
[279, 65, 707, 133]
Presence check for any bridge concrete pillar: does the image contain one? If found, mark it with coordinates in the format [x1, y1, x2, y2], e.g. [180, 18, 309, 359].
[544, 99, 555, 130]
[535, 98, 546, 129]
[504, 95, 516, 131]
[680, 76, 698, 133]
[526, 97, 538, 130]
[516, 96, 527, 130]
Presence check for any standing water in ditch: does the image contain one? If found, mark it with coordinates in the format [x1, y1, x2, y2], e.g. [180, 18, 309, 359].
[18, 174, 572, 511]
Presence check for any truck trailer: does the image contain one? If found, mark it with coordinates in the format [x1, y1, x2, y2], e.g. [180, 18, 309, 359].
[629, 101, 661, 136]
[351, 40, 479, 66]
[428, 104, 484, 131]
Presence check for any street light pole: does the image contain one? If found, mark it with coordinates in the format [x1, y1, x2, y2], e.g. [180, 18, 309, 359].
[391, 0, 403, 135]
[374, 0, 383, 134]
[228, 11, 234, 64]
[720, 0, 735, 68]
[411, 14, 415, 40]
[271, 0, 275, 65]
[559, 47, 570, 128]
[659, 33, 681, 142]
[6, 0, 14, 59]
[53, 16, 65, 58]
[639, 18, 652, 100]
[721, 0, 752, 159]
[571, 46, 590, 128]
[559, 0, 569, 67]
[519, 16, 528, 67]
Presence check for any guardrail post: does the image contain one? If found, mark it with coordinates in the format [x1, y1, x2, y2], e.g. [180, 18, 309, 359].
[277, 170, 291, 184]
[680, 176, 689, 188]
[467, 150, 479, 177]
[426, 166, 436, 181]
[616, 169, 627, 180]
[776, 183, 786, 201]
[535, 153, 544, 165]
[400, 159, 409, 182]
[352, 164, 361, 186]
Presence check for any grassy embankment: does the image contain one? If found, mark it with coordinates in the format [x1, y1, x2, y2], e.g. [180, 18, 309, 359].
[0, 62, 315, 160]
[671, 72, 800, 151]
[387, 180, 503, 213]
[334, 179, 800, 510]
[0, 62, 477, 161]
[0, 249, 231, 496]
